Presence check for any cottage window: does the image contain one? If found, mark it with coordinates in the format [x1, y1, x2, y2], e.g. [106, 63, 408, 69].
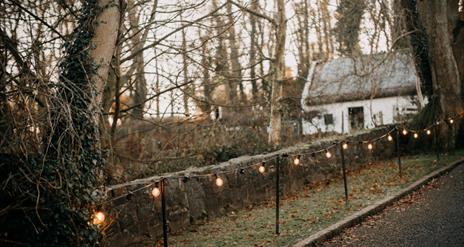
[324, 114, 334, 125]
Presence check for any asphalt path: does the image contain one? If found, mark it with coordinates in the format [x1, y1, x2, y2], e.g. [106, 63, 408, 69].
[322, 163, 464, 247]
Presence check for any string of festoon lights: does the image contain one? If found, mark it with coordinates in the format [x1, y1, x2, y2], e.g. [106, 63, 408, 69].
[91, 113, 463, 246]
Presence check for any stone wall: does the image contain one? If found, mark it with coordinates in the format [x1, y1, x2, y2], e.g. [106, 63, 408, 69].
[106, 127, 399, 246]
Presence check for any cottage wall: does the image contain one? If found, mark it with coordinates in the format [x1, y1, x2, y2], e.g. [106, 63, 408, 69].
[302, 96, 417, 134]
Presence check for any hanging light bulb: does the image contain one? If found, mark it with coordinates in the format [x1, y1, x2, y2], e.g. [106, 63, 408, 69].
[402, 129, 408, 135]
[151, 186, 161, 198]
[449, 118, 454, 124]
[367, 143, 373, 150]
[413, 133, 419, 139]
[387, 135, 393, 141]
[258, 163, 266, 174]
[426, 129, 431, 135]
[342, 143, 348, 150]
[92, 211, 106, 225]
[293, 155, 301, 165]
[325, 150, 332, 159]
[215, 176, 224, 187]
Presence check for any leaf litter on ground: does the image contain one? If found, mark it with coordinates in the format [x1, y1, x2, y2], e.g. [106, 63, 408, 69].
[167, 150, 464, 247]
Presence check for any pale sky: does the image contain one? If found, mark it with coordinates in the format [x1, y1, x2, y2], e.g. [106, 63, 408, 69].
[141, 0, 390, 118]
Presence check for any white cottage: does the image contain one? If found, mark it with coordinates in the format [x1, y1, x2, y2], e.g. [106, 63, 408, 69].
[301, 52, 420, 134]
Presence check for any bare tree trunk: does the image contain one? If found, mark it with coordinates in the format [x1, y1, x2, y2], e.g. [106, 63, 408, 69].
[200, 34, 212, 116]
[153, 32, 161, 119]
[227, 0, 245, 105]
[47, 0, 121, 243]
[91, 0, 121, 109]
[294, 0, 311, 138]
[268, 0, 286, 145]
[155, 56, 161, 118]
[248, 0, 259, 102]
[127, 0, 149, 119]
[314, 6, 324, 59]
[258, 18, 269, 103]
[181, 21, 190, 116]
[391, 0, 408, 49]
[320, 0, 332, 58]
[170, 89, 175, 117]
[294, 0, 311, 78]
[212, 0, 234, 106]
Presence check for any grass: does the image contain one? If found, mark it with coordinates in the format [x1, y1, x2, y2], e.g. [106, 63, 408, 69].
[168, 150, 464, 247]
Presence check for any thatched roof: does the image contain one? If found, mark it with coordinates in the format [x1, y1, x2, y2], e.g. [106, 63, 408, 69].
[303, 52, 417, 107]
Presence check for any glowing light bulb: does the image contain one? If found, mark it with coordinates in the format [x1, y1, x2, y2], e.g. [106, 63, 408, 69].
[402, 129, 408, 135]
[342, 143, 348, 150]
[325, 151, 332, 159]
[293, 156, 300, 165]
[92, 211, 106, 225]
[426, 129, 431, 135]
[387, 135, 393, 142]
[413, 133, 419, 139]
[215, 177, 224, 187]
[367, 143, 373, 150]
[258, 164, 266, 174]
[151, 187, 161, 198]
[449, 119, 454, 124]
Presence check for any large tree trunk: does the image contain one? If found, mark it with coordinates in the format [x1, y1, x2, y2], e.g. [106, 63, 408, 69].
[417, 1, 463, 115]
[43, 0, 121, 244]
[294, 0, 311, 138]
[268, 0, 286, 145]
[91, 0, 121, 109]
[448, 0, 464, 98]
[399, 0, 434, 96]
[403, 0, 463, 150]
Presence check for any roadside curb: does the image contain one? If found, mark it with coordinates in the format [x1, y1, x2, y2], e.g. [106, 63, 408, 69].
[293, 157, 464, 247]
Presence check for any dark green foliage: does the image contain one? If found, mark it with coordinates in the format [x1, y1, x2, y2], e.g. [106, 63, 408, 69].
[399, 0, 434, 96]
[0, 0, 106, 246]
[411, 96, 441, 130]
[406, 98, 439, 153]
[334, 0, 366, 56]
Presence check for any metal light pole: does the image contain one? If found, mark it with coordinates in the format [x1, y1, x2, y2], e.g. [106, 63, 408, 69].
[275, 155, 281, 235]
[161, 178, 168, 247]
[339, 143, 349, 203]
[395, 126, 402, 178]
